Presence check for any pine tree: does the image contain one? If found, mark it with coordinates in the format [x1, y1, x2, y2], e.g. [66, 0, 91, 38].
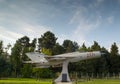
[109, 42, 120, 74]
[110, 42, 119, 56]
[79, 43, 87, 52]
[38, 31, 57, 55]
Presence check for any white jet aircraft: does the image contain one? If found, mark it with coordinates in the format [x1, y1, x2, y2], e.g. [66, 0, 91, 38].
[25, 51, 105, 83]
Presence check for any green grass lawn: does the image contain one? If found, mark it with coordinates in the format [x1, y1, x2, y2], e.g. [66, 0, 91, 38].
[0, 78, 52, 84]
[0, 78, 120, 84]
[76, 79, 120, 84]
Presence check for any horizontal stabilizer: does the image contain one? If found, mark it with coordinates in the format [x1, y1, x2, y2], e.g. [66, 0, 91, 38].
[26, 52, 48, 63]
[35, 66, 50, 68]
[23, 61, 34, 63]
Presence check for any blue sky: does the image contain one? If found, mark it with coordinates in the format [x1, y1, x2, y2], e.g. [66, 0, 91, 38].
[0, 0, 120, 51]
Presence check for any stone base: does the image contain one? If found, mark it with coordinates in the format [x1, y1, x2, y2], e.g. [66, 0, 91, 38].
[55, 82, 72, 84]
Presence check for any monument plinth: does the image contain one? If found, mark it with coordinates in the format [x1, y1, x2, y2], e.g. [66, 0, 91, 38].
[54, 61, 72, 84]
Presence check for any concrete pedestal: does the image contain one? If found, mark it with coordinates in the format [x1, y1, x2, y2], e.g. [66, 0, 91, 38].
[55, 82, 72, 84]
[54, 61, 72, 84]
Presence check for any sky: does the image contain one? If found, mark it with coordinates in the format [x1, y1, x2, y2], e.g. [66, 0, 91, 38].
[0, 0, 120, 52]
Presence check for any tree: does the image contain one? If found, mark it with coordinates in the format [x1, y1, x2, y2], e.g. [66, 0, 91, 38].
[32, 68, 53, 79]
[53, 43, 65, 55]
[38, 31, 57, 55]
[0, 41, 3, 56]
[21, 64, 32, 78]
[63, 40, 78, 53]
[0, 56, 12, 77]
[73, 41, 79, 51]
[101, 47, 111, 74]
[11, 36, 37, 77]
[41, 48, 53, 56]
[0, 40, 4, 77]
[4, 43, 11, 53]
[17, 36, 30, 47]
[79, 43, 87, 52]
[90, 41, 102, 77]
[38, 31, 57, 49]
[0, 41, 12, 78]
[10, 42, 22, 77]
[91, 41, 101, 51]
[3, 43, 11, 59]
[110, 42, 119, 56]
[109, 42, 120, 74]
[17, 36, 31, 61]
[29, 38, 37, 52]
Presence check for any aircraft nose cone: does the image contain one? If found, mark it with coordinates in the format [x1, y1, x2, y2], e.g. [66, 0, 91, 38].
[101, 52, 106, 56]
[100, 50, 106, 57]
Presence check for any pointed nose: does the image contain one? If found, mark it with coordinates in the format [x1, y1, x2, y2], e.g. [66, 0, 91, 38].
[100, 50, 106, 56]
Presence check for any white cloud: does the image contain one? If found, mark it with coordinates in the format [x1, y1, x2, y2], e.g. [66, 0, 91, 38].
[0, 26, 23, 41]
[6, 31, 23, 39]
[69, 7, 87, 24]
[107, 16, 114, 24]
[69, 7, 101, 45]
[57, 34, 68, 45]
[0, 10, 52, 46]
[0, 24, 52, 46]
[0, 2, 53, 46]
[90, 0, 104, 8]
[0, 34, 14, 42]
[22, 23, 52, 39]
[0, 26, 24, 47]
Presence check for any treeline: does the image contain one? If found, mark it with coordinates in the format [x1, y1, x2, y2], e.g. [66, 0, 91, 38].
[0, 31, 120, 78]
